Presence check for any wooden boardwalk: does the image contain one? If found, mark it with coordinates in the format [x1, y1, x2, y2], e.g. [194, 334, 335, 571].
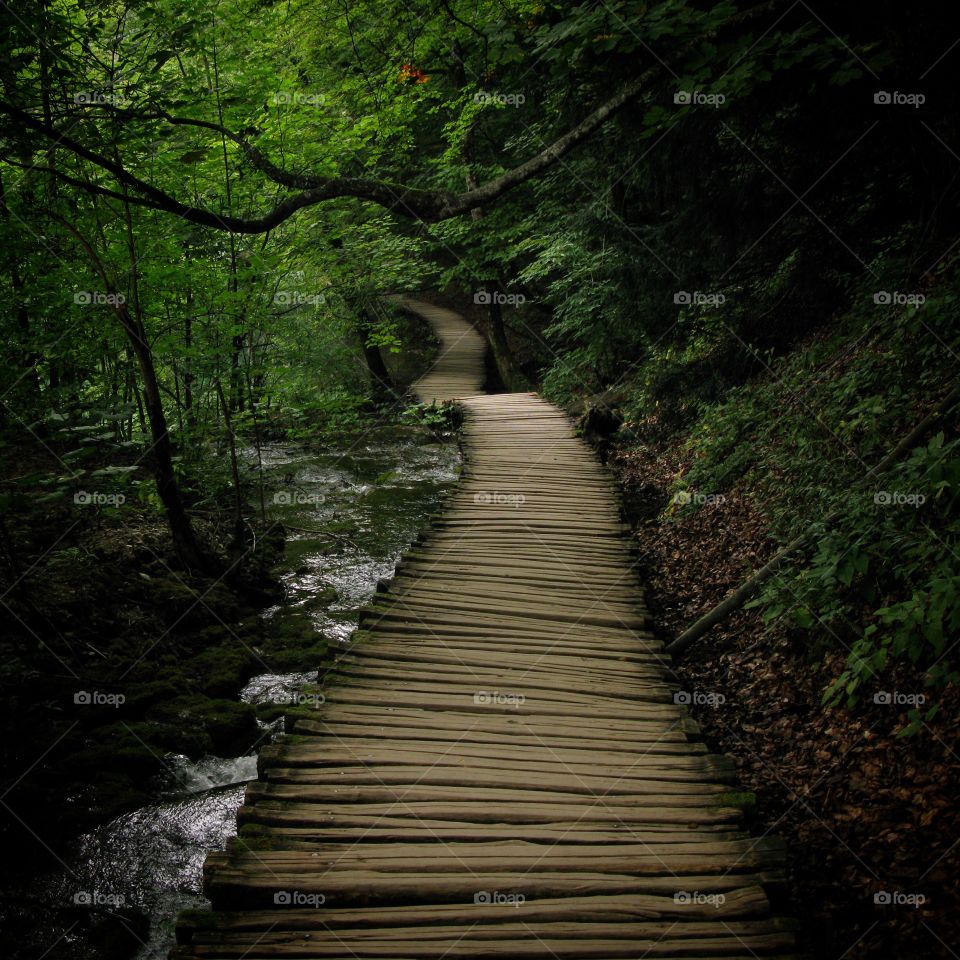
[173, 301, 798, 958]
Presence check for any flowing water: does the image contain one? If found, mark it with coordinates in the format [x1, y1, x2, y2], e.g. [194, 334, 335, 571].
[34, 426, 460, 959]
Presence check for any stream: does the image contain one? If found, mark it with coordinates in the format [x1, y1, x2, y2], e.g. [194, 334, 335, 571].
[39, 427, 460, 959]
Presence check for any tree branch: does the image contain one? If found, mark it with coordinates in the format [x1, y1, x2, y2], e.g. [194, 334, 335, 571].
[0, 0, 782, 233]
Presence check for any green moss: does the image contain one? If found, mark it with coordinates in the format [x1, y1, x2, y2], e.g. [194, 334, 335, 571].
[260, 628, 329, 671]
[717, 790, 757, 810]
[146, 697, 259, 755]
[176, 909, 221, 931]
[122, 679, 184, 712]
[191, 647, 261, 698]
[254, 702, 288, 723]
[151, 578, 241, 628]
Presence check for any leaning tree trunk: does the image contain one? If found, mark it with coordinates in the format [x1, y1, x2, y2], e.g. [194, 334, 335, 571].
[121, 305, 212, 572]
[56, 213, 212, 573]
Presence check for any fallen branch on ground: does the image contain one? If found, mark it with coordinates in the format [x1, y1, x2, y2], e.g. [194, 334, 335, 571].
[665, 382, 960, 658]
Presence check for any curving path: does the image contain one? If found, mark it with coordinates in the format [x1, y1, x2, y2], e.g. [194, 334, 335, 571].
[173, 300, 798, 959]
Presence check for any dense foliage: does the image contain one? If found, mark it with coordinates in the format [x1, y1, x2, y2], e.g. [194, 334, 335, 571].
[0, 4, 958, 958]
[0, 0, 957, 763]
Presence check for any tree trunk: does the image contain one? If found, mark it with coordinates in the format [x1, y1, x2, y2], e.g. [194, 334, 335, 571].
[183, 253, 196, 428]
[123, 306, 211, 571]
[358, 308, 395, 402]
[480, 281, 529, 392]
[214, 377, 246, 550]
[56, 212, 211, 572]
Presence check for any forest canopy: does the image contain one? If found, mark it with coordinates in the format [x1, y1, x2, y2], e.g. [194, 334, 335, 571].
[2, 3, 960, 959]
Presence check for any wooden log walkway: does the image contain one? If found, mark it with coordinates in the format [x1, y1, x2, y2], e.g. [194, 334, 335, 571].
[173, 300, 798, 958]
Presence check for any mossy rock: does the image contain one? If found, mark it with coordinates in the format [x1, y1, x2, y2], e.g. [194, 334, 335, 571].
[262, 640, 329, 673]
[301, 585, 339, 609]
[262, 616, 317, 651]
[122, 679, 184, 714]
[147, 697, 259, 756]
[176, 908, 222, 932]
[191, 647, 261, 698]
[253, 702, 286, 724]
[266, 614, 319, 644]
[150, 578, 241, 628]
[78, 770, 154, 821]
[74, 722, 177, 772]
[185, 623, 235, 648]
